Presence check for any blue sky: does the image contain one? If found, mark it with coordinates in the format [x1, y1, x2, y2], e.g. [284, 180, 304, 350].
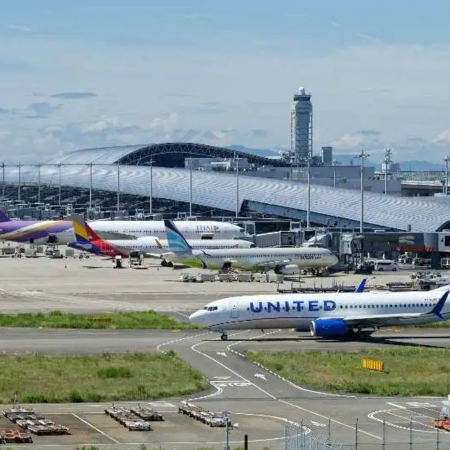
[1, 0, 450, 163]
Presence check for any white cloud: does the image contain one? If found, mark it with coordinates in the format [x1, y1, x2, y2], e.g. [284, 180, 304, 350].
[50, 92, 97, 100]
[0, 35, 450, 161]
[356, 33, 383, 44]
[7, 24, 32, 33]
[330, 21, 341, 28]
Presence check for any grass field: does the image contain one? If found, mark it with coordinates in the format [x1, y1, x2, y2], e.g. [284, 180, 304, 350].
[248, 347, 450, 396]
[0, 351, 209, 403]
[0, 310, 200, 329]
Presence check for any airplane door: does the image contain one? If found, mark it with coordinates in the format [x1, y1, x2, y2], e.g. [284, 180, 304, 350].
[230, 301, 239, 319]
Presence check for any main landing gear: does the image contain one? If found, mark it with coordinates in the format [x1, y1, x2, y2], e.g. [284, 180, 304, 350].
[348, 329, 373, 340]
[220, 332, 228, 341]
[160, 260, 174, 268]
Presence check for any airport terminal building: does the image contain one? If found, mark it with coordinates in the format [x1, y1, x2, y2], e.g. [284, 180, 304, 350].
[4, 142, 450, 233]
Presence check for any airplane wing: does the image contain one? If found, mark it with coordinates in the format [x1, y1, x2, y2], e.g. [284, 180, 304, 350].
[342, 313, 424, 327]
[256, 259, 293, 267]
[342, 291, 449, 328]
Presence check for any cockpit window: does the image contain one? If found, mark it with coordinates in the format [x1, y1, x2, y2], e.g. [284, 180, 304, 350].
[204, 306, 219, 311]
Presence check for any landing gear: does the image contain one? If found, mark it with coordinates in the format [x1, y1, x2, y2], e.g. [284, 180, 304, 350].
[221, 262, 232, 272]
[220, 333, 228, 341]
[167, 261, 174, 268]
[161, 259, 167, 267]
[347, 329, 373, 340]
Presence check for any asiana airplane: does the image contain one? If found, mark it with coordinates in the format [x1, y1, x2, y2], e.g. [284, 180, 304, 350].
[189, 286, 450, 341]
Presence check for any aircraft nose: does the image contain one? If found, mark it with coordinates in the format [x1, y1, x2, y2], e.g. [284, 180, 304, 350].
[189, 310, 204, 324]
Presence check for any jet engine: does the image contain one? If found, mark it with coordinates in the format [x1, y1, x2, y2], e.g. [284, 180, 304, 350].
[310, 318, 348, 338]
[274, 264, 300, 275]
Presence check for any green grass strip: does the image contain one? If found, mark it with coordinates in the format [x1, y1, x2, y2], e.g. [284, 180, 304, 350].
[248, 347, 450, 396]
[0, 310, 200, 329]
[0, 351, 208, 403]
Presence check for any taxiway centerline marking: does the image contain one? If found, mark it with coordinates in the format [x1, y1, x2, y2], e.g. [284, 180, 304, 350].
[192, 330, 382, 442]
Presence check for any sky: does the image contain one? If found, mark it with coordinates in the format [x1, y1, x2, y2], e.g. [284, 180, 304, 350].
[1, 0, 450, 163]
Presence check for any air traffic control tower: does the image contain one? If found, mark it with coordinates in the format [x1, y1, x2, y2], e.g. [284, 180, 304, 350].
[290, 87, 313, 166]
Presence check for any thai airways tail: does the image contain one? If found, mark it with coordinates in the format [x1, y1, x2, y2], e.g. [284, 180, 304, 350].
[163, 220, 193, 255]
[0, 209, 11, 222]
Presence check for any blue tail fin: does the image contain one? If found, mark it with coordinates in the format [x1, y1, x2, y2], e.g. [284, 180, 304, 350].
[164, 220, 192, 254]
[355, 278, 367, 293]
[0, 209, 11, 222]
[430, 290, 449, 321]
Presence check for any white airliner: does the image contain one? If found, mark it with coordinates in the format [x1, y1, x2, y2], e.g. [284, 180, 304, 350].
[70, 217, 254, 263]
[189, 286, 450, 340]
[0, 209, 246, 245]
[91, 220, 246, 241]
[164, 220, 338, 273]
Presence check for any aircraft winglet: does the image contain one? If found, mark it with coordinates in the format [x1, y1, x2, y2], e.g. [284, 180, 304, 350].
[430, 290, 449, 321]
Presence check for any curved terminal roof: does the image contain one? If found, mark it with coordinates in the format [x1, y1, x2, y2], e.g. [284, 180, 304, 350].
[13, 164, 450, 232]
[54, 142, 286, 167]
[54, 145, 145, 165]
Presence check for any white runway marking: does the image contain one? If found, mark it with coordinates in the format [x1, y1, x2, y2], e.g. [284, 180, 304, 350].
[72, 413, 120, 444]
[192, 330, 382, 442]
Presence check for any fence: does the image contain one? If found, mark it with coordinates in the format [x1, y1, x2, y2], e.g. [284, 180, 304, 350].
[284, 418, 449, 450]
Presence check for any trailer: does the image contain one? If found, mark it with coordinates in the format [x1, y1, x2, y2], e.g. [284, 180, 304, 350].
[130, 406, 164, 421]
[0, 429, 33, 444]
[3, 408, 69, 435]
[178, 401, 230, 427]
[105, 407, 152, 431]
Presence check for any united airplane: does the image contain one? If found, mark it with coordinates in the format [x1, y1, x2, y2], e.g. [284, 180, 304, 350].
[189, 287, 450, 341]
[164, 220, 338, 273]
[0, 210, 245, 244]
[70, 217, 254, 261]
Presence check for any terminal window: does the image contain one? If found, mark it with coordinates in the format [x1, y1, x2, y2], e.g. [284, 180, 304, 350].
[446, 236, 450, 247]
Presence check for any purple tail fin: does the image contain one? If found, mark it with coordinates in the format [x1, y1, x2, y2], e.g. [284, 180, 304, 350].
[0, 209, 11, 222]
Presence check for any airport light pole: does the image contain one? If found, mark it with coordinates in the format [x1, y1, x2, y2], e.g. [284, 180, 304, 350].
[58, 164, 62, 206]
[384, 148, 392, 195]
[1, 163, 5, 198]
[189, 158, 193, 217]
[235, 153, 241, 218]
[116, 163, 120, 212]
[37, 164, 41, 204]
[354, 150, 370, 233]
[445, 155, 450, 196]
[306, 154, 311, 228]
[18, 162, 21, 201]
[148, 159, 154, 216]
[88, 163, 93, 209]
[332, 159, 340, 188]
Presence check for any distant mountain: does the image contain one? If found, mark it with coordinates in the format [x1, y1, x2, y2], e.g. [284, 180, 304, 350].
[332, 154, 379, 168]
[227, 145, 281, 158]
[395, 160, 446, 171]
[228, 146, 448, 171]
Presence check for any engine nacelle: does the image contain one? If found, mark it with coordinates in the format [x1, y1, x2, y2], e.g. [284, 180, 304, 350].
[274, 264, 300, 275]
[310, 318, 348, 337]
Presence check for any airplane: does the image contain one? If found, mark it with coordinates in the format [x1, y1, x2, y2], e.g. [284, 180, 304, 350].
[163, 219, 338, 274]
[0, 210, 246, 245]
[188, 286, 450, 341]
[70, 217, 254, 262]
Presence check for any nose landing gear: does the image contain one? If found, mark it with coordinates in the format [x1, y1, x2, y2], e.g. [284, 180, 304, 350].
[220, 332, 228, 341]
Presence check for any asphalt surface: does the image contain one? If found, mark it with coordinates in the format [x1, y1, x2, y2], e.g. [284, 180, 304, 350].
[1, 327, 450, 449]
[0, 255, 448, 449]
